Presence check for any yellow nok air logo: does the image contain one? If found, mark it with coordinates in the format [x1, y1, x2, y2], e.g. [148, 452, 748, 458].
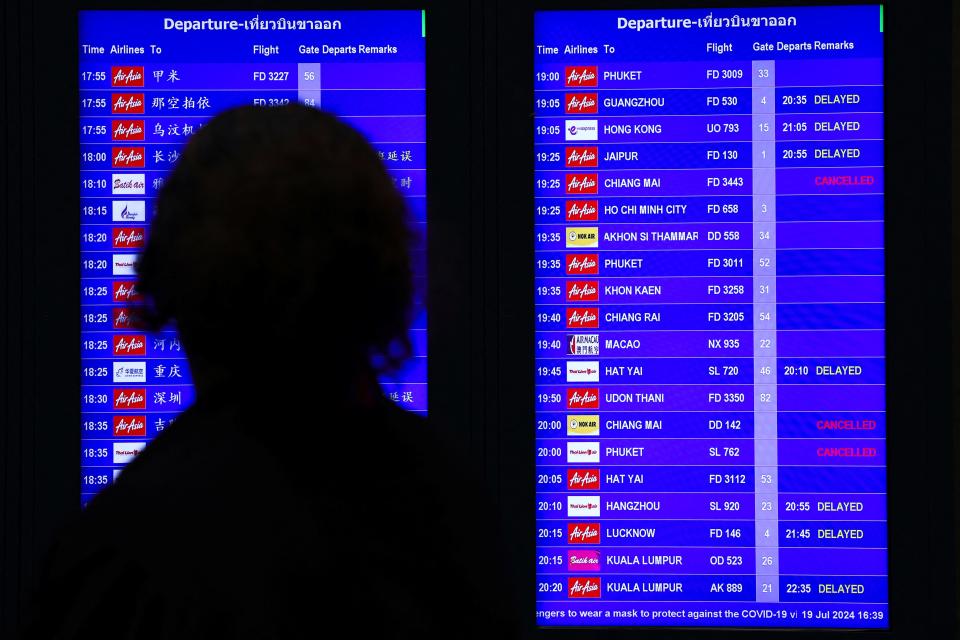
[566, 227, 599, 248]
[567, 414, 600, 436]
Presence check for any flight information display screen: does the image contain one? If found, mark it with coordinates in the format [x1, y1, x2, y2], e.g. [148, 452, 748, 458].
[534, 6, 885, 628]
[80, 10, 426, 505]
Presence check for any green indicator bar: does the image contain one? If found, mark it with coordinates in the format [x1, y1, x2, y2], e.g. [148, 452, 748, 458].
[879, 5, 883, 32]
[422, 9, 426, 38]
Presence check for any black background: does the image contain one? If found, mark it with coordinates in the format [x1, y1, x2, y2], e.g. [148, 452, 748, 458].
[0, 0, 956, 637]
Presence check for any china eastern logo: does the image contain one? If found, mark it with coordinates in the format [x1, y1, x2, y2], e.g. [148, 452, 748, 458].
[566, 280, 598, 302]
[111, 93, 145, 114]
[565, 93, 598, 114]
[565, 227, 598, 248]
[113, 281, 141, 302]
[113, 227, 145, 249]
[114, 388, 146, 410]
[565, 66, 598, 87]
[568, 523, 600, 544]
[566, 174, 598, 195]
[112, 147, 145, 168]
[567, 388, 599, 409]
[111, 66, 144, 87]
[113, 415, 146, 437]
[567, 415, 600, 436]
[566, 308, 598, 329]
[112, 120, 145, 141]
[113, 334, 146, 356]
[567, 469, 600, 490]
[568, 577, 601, 598]
[566, 253, 598, 275]
[565, 147, 598, 168]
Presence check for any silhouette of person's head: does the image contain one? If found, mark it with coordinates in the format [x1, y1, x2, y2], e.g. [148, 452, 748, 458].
[136, 104, 414, 397]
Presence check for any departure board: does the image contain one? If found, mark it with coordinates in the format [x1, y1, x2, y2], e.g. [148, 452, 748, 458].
[80, 11, 426, 505]
[534, 6, 885, 628]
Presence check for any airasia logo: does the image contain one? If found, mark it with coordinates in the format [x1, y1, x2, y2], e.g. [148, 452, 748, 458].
[113, 334, 146, 356]
[112, 147, 145, 168]
[566, 307, 598, 328]
[565, 200, 598, 221]
[113, 388, 146, 409]
[567, 469, 600, 490]
[568, 523, 601, 544]
[112, 120, 145, 141]
[567, 388, 599, 409]
[565, 146, 598, 168]
[566, 254, 598, 275]
[113, 415, 146, 437]
[111, 66, 144, 87]
[566, 281, 598, 301]
[566, 173, 597, 195]
[565, 93, 598, 114]
[113, 281, 141, 302]
[113, 307, 143, 329]
[565, 66, 598, 87]
[568, 577, 601, 598]
[111, 93, 145, 114]
[113, 227, 145, 248]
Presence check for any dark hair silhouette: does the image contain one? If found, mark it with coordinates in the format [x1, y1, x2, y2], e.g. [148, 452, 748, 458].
[136, 104, 414, 382]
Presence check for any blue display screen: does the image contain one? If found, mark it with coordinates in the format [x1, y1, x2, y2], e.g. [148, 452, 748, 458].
[534, 6, 886, 628]
[79, 11, 426, 505]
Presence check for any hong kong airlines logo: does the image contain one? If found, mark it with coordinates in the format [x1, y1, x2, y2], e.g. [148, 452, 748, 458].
[111, 93, 145, 114]
[565, 66, 598, 87]
[111, 66, 144, 87]
[565, 93, 598, 114]
[112, 120, 145, 141]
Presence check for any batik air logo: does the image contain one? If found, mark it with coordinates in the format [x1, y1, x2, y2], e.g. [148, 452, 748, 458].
[113, 415, 146, 437]
[567, 468, 600, 490]
[111, 93, 145, 114]
[566, 496, 600, 518]
[567, 550, 601, 572]
[565, 253, 598, 275]
[113, 200, 145, 222]
[568, 522, 600, 544]
[111, 66, 144, 87]
[113, 227, 145, 249]
[113, 334, 146, 356]
[567, 388, 599, 409]
[565, 147, 598, 168]
[565, 66, 598, 87]
[566, 280, 598, 302]
[112, 147, 145, 168]
[567, 415, 600, 436]
[114, 388, 146, 410]
[566, 307, 598, 329]
[112, 120, 145, 141]
[568, 577, 601, 598]
[566, 173, 597, 195]
[112, 174, 145, 195]
[565, 93, 598, 114]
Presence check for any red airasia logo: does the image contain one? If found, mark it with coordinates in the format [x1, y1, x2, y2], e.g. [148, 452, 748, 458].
[566, 307, 598, 328]
[565, 200, 598, 221]
[567, 469, 600, 490]
[568, 577, 601, 598]
[111, 93, 145, 114]
[112, 147, 145, 168]
[565, 66, 598, 87]
[113, 227, 145, 249]
[113, 388, 146, 410]
[565, 93, 598, 114]
[112, 120, 145, 141]
[113, 280, 141, 302]
[565, 146, 598, 168]
[566, 281, 599, 302]
[565, 254, 598, 275]
[113, 415, 146, 437]
[566, 173, 598, 195]
[113, 334, 146, 356]
[113, 307, 143, 329]
[568, 523, 601, 544]
[567, 388, 599, 409]
[111, 66, 144, 87]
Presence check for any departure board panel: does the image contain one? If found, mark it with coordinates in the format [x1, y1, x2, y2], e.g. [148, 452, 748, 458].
[534, 6, 886, 628]
[80, 11, 426, 505]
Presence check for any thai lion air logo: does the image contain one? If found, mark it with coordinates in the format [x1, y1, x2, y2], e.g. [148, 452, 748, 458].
[565, 66, 598, 87]
[567, 388, 599, 409]
[565, 93, 598, 114]
[111, 93, 145, 114]
[111, 66, 144, 87]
